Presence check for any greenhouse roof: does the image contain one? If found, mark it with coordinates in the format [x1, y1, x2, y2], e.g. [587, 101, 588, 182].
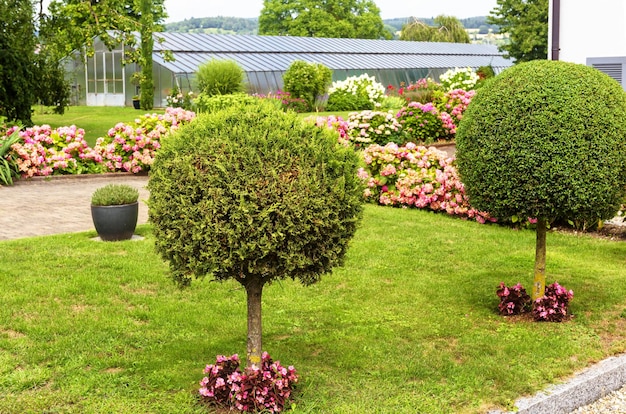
[151, 33, 513, 75]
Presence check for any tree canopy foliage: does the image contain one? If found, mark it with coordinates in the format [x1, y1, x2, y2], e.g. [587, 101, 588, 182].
[165, 16, 258, 35]
[259, 0, 391, 39]
[488, 0, 548, 62]
[400, 15, 470, 43]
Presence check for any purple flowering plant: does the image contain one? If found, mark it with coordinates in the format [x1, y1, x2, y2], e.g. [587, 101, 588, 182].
[199, 352, 298, 413]
[496, 282, 532, 315]
[532, 282, 574, 322]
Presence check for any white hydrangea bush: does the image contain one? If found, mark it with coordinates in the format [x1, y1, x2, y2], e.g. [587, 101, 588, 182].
[439, 67, 480, 92]
[328, 74, 386, 108]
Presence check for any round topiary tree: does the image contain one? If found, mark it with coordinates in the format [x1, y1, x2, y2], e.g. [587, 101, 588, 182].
[148, 100, 364, 368]
[456, 60, 626, 300]
[283, 60, 332, 110]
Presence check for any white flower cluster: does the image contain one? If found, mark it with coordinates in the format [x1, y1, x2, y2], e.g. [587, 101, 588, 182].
[439, 67, 480, 92]
[328, 74, 385, 105]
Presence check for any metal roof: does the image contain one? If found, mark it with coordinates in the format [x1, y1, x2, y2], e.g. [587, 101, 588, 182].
[151, 33, 513, 75]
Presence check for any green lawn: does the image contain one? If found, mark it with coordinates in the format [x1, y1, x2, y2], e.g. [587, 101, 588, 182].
[32, 106, 166, 147]
[1, 205, 625, 413]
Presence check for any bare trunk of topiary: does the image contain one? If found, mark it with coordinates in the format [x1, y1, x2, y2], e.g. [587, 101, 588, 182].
[245, 277, 264, 369]
[532, 218, 547, 301]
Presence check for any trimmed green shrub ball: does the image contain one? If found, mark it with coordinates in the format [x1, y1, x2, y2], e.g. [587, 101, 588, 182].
[148, 100, 364, 287]
[456, 60, 626, 223]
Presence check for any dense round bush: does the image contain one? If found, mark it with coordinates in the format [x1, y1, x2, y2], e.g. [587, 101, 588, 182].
[148, 99, 364, 288]
[282, 60, 332, 110]
[196, 59, 246, 96]
[456, 60, 626, 223]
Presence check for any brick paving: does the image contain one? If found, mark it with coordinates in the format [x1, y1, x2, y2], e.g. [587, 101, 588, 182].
[0, 174, 150, 240]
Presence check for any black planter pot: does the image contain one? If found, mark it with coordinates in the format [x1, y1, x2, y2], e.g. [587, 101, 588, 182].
[91, 202, 138, 241]
[132, 99, 140, 110]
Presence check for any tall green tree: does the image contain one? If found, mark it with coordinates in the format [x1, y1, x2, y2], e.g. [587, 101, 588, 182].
[488, 0, 548, 62]
[259, 0, 391, 39]
[400, 15, 470, 43]
[0, 0, 36, 125]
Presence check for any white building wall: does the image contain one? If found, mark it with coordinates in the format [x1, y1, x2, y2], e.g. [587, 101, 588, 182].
[550, 0, 626, 64]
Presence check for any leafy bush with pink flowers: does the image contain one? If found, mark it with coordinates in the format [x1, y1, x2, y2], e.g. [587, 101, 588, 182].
[199, 353, 298, 413]
[6, 125, 103, 177]
[357, 142, 494, 223]
[94, 107, 196, 173]
[436, 89, 476, 129]
[532, 282, 574, 322]
[496, 282, 531, 315]
[395, 102, 455, 144]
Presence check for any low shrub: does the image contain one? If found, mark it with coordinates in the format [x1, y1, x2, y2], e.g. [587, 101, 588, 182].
[532, 282, 574, 322]
[91, 184, 139, 206]
[496, 282, 531, 315]
[401, 78, 443, 104]
[357, 142, 494, 223]
[194, 93, 261, 114]
[0, 129, 22, 185]
[196, 58, 246, 96]
[304, 115, 350, 146]
[258, 91, 311, 113]
[199, 353, 298, 413]
[326, 74, 385, 111]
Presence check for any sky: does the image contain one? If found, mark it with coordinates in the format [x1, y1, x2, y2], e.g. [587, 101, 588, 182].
[163, 0, 499, 23]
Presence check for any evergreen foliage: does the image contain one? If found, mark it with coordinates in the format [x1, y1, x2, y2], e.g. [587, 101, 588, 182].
[456, 60, 626, 223]
[0, 0, 36, 125]
[148, 100, 363, 366]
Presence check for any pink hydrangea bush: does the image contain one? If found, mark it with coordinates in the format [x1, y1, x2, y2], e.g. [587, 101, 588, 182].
[436, 89, 476, 130]
[358, 142, 494, 223]
[496, 282, 532, 315]
[532, 282, 574, 322]
[7, 125, 103, 177]
[395, 102, 455, 144]
[94, 107, 196, 173]
[199, 352, 298, 413]
[304, 115, 350, 146]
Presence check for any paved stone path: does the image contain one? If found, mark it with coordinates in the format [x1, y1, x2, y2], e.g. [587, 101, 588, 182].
[0, 174, 150, 240]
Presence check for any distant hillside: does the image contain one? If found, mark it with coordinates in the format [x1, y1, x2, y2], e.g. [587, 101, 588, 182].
[164, 16, 499, 37]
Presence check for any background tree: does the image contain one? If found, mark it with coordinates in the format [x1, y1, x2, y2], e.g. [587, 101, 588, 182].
[400, 15, 470, 43]
[40, 0, 167, 109]
[0, 0, 36, 125]
[456, 60, 626, 300]
[259, 0, 391, 39]
[148, 100, 364, 368]
[488, 0, 548, 62]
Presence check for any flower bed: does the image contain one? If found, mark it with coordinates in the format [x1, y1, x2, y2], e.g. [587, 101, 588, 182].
[357, 142, 494, 223]
[2, 107, 196, 178]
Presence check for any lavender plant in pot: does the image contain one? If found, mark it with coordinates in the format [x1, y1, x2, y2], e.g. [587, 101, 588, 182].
[91, 184, 139, 241]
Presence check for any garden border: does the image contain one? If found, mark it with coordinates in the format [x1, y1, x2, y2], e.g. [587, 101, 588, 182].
[490, 353, 626, 414]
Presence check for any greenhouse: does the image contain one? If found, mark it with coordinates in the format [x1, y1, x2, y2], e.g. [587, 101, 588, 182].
[65, 33, 514, 107]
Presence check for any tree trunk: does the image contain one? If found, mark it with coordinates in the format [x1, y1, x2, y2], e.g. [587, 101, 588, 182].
[532, 218, 547, 301]
[245, 277, 264, 369]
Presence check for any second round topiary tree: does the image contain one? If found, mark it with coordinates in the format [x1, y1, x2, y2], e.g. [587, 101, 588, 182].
[148, 100, 364, 368]
[456, 60, 626, 300]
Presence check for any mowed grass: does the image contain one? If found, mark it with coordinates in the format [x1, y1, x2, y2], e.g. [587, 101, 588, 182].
[1, 205, 625, 413]
[32, 106, 166, 147]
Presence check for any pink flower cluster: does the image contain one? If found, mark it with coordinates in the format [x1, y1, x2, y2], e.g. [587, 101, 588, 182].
[496, 282, 531, 315]
[532, 282, 574, 322]
[199, 353, 298, 413]
[305, 115, 350, 146]
[358, 142, 494, 223]
[94, 107, 196, 173]
[438, 89, 476, 128]
[7, 125, 103, 177]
